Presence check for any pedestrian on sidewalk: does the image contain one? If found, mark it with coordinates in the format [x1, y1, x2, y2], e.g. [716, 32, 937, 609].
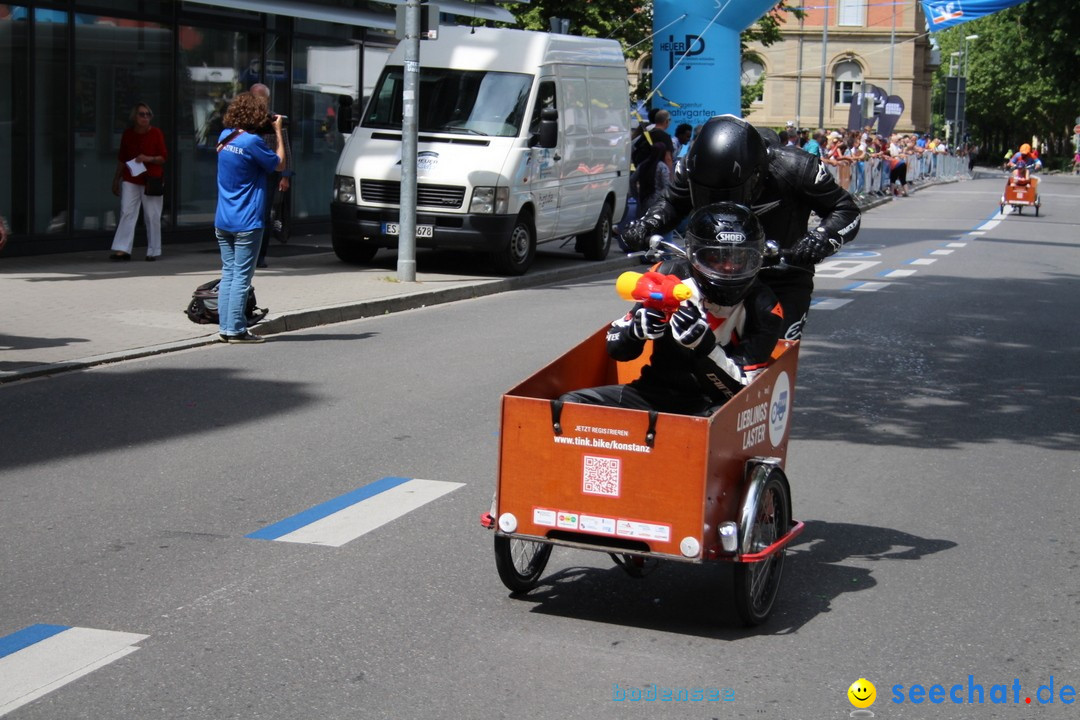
[250, 83, 294, 269]
[214, 92, 285, 344]
[109, 102, 167, 261]
[0, 214, 9, 253]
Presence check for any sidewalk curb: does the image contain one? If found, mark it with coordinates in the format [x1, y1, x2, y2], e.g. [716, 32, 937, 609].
[256, 252, 637, 337]
[1, 254, 638, 384]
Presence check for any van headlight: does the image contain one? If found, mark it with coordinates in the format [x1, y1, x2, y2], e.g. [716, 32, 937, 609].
[335, 175, 356, 204]
[469, 186, 508, 214]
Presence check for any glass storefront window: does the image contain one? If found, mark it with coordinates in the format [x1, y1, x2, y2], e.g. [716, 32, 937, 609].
[73, 15, 172, 234]
[0, 5, 28, 236]
[288, 28, 390, 221]
[290, 33, 361, 220]
[78, 1, 168, 15]
[176, 25, 260, 226]
[2, 2, 399, 248]
[34, 8, 69, 234]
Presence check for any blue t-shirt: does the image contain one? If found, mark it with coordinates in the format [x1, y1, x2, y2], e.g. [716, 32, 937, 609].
[803, 139, 821, 157]
[215, 129, 280, 232]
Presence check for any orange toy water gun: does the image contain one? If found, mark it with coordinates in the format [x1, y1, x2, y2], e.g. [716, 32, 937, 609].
[615, 271, 693, 317]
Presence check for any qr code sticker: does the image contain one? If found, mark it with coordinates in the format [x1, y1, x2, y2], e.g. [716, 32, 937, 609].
[582, 455, 621, 497]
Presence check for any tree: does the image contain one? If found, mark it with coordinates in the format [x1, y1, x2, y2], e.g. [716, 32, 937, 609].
[931, 0, 1080, 165]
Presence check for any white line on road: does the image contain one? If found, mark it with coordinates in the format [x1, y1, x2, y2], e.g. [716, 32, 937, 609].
[249, 477, 465, 547]
[844, 281, 892, 292]
[0, 626, 148, 717]
[809, 297, 853, 310]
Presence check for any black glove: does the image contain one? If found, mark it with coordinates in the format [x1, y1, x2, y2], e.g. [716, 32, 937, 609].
[670, 303, 716, 354]
[619, 220, 649, 253]
[786, 228, 842, 265]
[629, 307, 668, 341]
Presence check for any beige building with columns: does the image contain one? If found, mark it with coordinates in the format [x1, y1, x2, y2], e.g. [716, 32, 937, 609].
[742, 0, 939, 134]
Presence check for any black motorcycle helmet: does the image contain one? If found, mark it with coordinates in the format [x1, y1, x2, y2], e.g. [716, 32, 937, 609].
[684, 202, 765, 306]
[684, 115, 769, 207]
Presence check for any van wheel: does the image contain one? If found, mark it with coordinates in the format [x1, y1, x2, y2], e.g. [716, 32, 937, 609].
[577, 202, 613, 261]
[492, 211, 535, 275]
[332, 234, 379, 265]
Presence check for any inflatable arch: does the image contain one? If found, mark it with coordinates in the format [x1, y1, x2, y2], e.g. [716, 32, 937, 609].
[650, 0, 779, 125]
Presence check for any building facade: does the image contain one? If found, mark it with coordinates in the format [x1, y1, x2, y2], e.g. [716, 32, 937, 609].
[742, 0, 937, 134]
[0, 0, 513, 255]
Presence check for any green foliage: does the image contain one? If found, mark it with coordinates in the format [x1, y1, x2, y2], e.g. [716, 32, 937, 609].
[742, 74, 766, 116]
[744, 2, 804, 51]
[931, 0, 1080, 159]
[499, 3, 652, 58]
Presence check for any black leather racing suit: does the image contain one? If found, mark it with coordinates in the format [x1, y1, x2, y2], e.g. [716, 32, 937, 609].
[627, 145, 862, 340]
[560, 259, 784, 417]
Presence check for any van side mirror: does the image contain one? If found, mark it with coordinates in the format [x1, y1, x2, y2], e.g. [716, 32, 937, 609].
[532, 107, 558, 149]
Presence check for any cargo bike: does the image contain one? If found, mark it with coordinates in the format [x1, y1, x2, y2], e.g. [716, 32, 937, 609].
[1000, 166, 1041, 216]
[481, 270, 805, 626]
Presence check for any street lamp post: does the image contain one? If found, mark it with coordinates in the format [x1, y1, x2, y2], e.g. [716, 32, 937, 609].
[818, 0, 829, 130]
[947, 51, 961, 144]
[959, 34, 978, 144]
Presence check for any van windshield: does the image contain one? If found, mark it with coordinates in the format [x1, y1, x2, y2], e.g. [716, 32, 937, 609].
[363, 66, 533, 137]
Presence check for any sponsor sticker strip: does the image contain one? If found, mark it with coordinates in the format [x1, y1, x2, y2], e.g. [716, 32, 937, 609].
[533, 507, 671, 542]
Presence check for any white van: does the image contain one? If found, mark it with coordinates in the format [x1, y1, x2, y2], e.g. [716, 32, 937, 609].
[330, 25, 630, 275]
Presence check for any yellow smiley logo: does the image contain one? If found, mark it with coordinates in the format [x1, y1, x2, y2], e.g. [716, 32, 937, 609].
[848, 678, 876, 709]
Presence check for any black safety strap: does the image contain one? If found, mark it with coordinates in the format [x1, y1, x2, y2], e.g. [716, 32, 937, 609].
[645, 410, 659, 447]
[549, 398, 564, 436]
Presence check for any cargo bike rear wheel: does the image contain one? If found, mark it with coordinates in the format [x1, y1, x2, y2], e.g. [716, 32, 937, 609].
[494, 535, 552, 594]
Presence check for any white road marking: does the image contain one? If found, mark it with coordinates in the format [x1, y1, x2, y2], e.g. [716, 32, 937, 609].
[0, 626, 147, 717]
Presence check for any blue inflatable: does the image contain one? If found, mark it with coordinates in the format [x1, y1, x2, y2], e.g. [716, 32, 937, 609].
[650, 0, 778, 125]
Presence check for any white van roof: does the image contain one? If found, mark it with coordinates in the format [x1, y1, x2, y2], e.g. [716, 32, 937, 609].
[404, 25, 627, 72]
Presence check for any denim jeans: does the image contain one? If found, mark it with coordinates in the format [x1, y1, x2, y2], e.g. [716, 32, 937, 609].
[215, 227, 263, 335]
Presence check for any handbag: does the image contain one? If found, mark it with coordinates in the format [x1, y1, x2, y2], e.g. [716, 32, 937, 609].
[144, 175, 165, 196]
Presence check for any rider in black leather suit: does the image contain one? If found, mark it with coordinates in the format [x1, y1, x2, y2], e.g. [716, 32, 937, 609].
[621, 115, 862, 340]
[561, 203, 784, 416]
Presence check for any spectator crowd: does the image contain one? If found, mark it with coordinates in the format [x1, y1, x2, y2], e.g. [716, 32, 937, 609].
[776, 121, 976, 199]
[625, 109, 975, 228]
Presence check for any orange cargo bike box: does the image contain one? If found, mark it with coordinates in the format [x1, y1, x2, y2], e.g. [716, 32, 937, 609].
[1001, 171, 1041, 216]
[482, 328, 806, 625]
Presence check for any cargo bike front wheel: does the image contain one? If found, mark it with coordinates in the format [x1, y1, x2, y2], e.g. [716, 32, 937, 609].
[732, 466, 792, 626]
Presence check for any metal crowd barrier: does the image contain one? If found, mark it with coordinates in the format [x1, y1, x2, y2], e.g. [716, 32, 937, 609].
[823, 152, 971, 197]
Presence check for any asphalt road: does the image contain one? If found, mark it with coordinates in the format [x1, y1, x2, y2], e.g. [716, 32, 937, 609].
[2, 172, 1078, 719]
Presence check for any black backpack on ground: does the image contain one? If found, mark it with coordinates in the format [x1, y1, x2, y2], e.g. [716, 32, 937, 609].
[185, 279, 268, 326]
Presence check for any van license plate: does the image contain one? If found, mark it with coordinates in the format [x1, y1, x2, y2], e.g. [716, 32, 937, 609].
[382, 222, 434, 238]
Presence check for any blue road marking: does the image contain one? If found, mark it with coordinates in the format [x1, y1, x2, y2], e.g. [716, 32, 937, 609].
[0, 624, 69, 659]
[246, 476, 412, 540]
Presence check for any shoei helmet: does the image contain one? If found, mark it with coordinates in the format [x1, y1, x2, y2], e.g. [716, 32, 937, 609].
[684, 115, 769, 207]
[684, 202, 765, 306]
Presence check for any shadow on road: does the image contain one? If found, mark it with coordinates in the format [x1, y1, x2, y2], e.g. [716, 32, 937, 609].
[0, 365, 321, 472]
[794, 272, 1080, 452]
[504, 520, 954, 639]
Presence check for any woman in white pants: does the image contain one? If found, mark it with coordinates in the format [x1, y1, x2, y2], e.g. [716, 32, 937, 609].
[110, 102, 167, 261]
